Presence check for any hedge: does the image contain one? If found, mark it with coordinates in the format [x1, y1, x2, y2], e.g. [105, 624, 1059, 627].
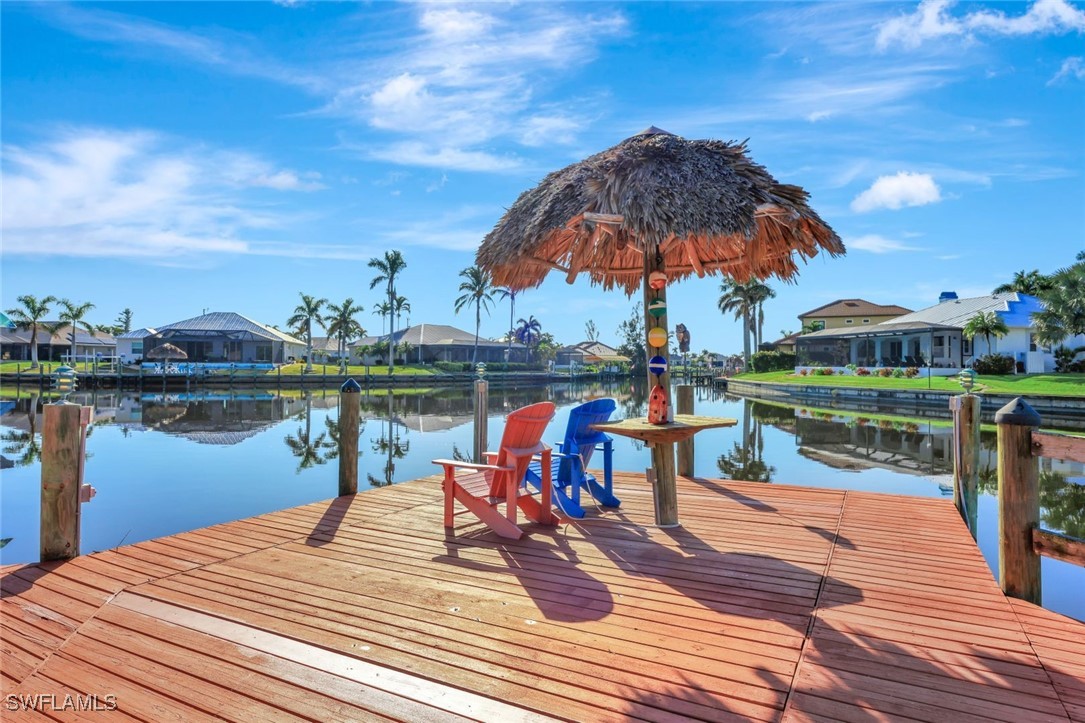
[750, 351, 797, 373]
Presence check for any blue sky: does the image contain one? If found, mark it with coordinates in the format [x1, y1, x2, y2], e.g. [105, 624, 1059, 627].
[3, 1, 1082, 353]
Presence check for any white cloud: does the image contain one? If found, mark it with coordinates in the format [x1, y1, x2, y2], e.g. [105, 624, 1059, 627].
[1048, 56, 1085, 84]
[877, 0, 1085, 50]
[328, 5, 626, 170]
[367, 141, 521, 173]
[846, 234, 922, 253]
[1, 128, 321, 260]
[373, 206, 498, 252]
[851, 172, 942, 212]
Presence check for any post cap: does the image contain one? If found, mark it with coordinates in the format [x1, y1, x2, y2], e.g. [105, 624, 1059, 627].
[994, 397, 1041, 426]
[340, 378, 362, 393]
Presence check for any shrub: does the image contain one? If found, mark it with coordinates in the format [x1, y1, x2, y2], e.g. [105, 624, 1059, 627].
[972, 353, 1015, 375]
[892, 367, 905, 378]
[1054, 346, 1076, 373]
[904, 366, 920, 378]
[750, 350, 797, 373]
[845, 363, 857, 372]
[797, 368, 809, 376]
[816, 367, 835, 376]
[878, 367, 893, 377]
[856, 367, 871, 376]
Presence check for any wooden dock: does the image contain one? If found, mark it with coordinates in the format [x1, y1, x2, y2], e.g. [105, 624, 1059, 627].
[2, 472, 1083, 721]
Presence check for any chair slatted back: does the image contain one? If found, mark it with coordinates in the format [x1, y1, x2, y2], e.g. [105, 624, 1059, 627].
[491, 401, 556, 496]
[563, 398, 617, 471]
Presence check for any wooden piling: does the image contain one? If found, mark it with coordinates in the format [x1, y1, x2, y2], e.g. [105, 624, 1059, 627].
[950, 393, 980, 538]
[473, 379, 489, 464]
[40, 403, 87, 561]
[677, 384, 694, 477]
[338, 379, 361, 496]
[995, 397, 1042, 605]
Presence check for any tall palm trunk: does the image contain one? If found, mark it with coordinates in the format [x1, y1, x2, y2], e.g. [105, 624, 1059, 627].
[473, 303, 481, 365]
[29, 325, 40, 368]
[508, 294, 515, 361]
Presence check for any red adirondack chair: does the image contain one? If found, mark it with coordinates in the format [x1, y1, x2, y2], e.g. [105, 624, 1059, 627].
[433, 401, 558, 539]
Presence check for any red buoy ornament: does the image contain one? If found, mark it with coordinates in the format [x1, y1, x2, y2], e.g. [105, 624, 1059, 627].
[648, 384, 669, 425]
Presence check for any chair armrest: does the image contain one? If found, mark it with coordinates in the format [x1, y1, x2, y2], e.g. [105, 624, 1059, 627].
[483, 451, 499, 463]
[431, 459, 513, 472]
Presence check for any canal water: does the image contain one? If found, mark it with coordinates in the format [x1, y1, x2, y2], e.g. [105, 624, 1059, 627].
[2, 382, 1082, 621]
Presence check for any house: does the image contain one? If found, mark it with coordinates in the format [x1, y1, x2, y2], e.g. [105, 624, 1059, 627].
[554, 341, 630, 368]
[351, 324, 529, 365]
[0, 322, 116, 363]
[795, 292, 1082, 374]
[309, 337, 354, 363]
[770, 333, 800, 354]
[799, 299, 913, 332]
[115, 328, 157, 364]
[140, 312, 305, 365]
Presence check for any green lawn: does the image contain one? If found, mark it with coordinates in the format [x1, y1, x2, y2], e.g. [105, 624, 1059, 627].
[270, 363, 435, 377]
[0, 361, 108, 374]
[736, 370, 1085, 397]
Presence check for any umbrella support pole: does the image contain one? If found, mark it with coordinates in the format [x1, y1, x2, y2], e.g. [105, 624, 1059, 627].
[643, 243, 678, 526]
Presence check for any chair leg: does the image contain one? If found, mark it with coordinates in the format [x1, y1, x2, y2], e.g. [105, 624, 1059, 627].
[443, 469, 455, 528]
[451, 485, 523, 539]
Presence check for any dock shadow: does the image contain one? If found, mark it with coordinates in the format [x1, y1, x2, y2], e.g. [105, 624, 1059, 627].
[304, 495, 360, 547]
[435, 526, 614, 624]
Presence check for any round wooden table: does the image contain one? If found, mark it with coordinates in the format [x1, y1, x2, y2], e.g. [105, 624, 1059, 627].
[592, 414, 737, 527]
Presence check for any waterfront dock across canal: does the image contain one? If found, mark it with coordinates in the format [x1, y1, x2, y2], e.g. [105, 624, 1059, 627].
[2, 472, 1083, 721]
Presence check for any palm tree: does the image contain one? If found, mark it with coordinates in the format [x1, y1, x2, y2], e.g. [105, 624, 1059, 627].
[5, 295, 56, 368]
[325, 298, 365, 371]
[56, 299, 96, 365]
[963, 311, 1009, 355]
[1032, 257, 1085, 347]
[369, 250, 407, 373]
[372, 301, 392, 340]
[718, 280, 759, 369]
[993, 269, 1054, 296]
[453, 266, 497, 365]
[749, 283, 776, 349]
[495, 287, 518, 362]
[392, 295, 411, 362]
[287, 293, 327, 373]
[515, 315, 542, 362]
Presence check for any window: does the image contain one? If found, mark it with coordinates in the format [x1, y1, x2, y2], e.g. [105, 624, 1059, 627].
[224, 341, 243, 362]
[962, 338, 972, 355]
[845, 319, 853, 324]
[862, 319, 870, 324]
[1029, 334, 1050, 353]
[132, 342, 143, 354]
[255, 343, 273, 362]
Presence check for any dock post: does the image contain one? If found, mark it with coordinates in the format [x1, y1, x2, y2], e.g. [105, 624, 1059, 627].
[677, 384, 695, 477]
[996, 397, 1041, 605]
[40, 402, 90, 561]
[338, 378, 361, 496]
[473, 379, 488, 463]
[950, 393, 980, 538]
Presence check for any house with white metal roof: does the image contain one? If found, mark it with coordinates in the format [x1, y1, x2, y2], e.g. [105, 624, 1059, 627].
[0, 322, 115, 363]
[140, 312, 305, 365]
[350, 323, 528, 365]
[795, 292, 1081, 374]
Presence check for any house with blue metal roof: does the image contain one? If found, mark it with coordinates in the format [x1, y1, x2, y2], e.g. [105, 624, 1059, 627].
[795, 292, 1083, 374]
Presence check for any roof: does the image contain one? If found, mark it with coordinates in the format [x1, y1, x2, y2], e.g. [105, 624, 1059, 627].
[476, 129, 843, 295]
[0, 323, 115, 347]
[798, 320, 961, 340]
[799, 299, 913, 319]
[352, 324, 526, 349]
[309, 337, 353, 352]
[117, 327, 157, 339]
[771, 333, 801, 345]
[0, 312, 14, 329]
[558, 340, 630, 363]
[887, 292, 1026, 328]
[153, 312, 304, 346]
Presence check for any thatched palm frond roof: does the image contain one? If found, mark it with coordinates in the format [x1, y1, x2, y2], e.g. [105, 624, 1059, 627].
[145, 343, 188, 361]
[477, 127, 844, 295]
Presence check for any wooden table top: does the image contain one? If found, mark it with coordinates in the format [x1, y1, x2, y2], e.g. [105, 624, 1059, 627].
[591, 414, 737, 445]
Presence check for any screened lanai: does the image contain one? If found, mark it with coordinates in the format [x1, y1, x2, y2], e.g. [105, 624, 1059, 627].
[795, 321, 969, 370]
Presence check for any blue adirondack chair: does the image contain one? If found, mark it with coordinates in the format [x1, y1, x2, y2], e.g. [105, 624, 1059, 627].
[523, 398, 620, 518]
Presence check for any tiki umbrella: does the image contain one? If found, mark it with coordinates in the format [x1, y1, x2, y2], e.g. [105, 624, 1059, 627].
[145, 343, 188, 371]
[477, 127, 844, 522]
